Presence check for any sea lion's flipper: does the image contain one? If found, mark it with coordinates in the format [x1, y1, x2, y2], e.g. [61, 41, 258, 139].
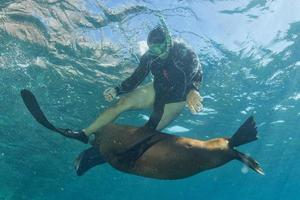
[116, 132, 167, 167]
[74, 147, 106, 176]
[229, 116, 264, 175]
[229, 116, 258, 148]
[234, 150, 265, 175]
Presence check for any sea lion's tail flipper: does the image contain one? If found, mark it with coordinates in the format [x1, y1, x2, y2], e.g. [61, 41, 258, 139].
[229, 116, 258, 148]
[235, 150, 265, 175]
[229, 116, 264, 175]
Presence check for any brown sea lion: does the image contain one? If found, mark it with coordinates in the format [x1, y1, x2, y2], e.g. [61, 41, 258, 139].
[90, 116, 264, 179]
[20, 90, 264, 180]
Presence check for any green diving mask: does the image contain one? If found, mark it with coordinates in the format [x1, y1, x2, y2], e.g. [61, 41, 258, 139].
[147, 16, 172, 58]
[149, 40, 168, 56]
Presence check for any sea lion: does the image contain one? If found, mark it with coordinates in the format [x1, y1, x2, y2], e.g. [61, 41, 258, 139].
[20, 90, 264, 180]
[90, 116, 264, 179]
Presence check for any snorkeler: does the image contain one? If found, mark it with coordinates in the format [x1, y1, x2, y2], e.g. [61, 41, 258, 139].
[62, 23, 203, 144]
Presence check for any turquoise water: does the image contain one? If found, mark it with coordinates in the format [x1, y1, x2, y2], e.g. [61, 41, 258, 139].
[1, 0, 300, 199]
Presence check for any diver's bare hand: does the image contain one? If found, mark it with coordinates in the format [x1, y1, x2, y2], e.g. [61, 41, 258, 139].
[186, 90, 203, 114]
[103, 87, 117, 102]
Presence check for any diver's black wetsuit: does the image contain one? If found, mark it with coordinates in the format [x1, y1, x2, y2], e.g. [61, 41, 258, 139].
[116, 41, 203, 129]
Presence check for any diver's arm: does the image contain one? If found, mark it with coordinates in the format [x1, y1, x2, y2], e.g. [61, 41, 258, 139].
[186, 69, 203, 114]
[144, 99, 165, 130]
[174, 47, 203, 98]
[187, 69, 202, 92]
[183, 51, 203, 113]
[115, 55, 150, 96]
[184, 48, 203, 93]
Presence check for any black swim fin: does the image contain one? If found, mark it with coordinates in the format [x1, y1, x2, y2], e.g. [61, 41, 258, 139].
[74, 147, 106, 176]
[20, 89, 88, 143]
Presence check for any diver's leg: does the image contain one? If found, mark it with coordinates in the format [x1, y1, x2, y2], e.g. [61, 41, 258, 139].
[116, 133, 169, 168]
[119, 101, 185, 165]
[83, 83, 155, 136]
[60, 83, 155, 143]
[74, 147, 106, 176]
[156, 101, 185, 130]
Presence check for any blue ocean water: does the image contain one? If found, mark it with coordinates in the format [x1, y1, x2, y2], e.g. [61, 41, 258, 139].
[1, 0, 300, 199]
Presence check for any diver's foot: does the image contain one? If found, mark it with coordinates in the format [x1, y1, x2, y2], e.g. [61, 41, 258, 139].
[60, 129, 89, 144]
[74, 147, 106, 176]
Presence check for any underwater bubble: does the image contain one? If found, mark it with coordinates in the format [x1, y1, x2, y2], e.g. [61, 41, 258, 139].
[270, 120, 285, 124]
[139, 114, 149, 120]
[241, 165, 249, 174]
[289, 93, 300, 101]
[166, 126, 189, 133]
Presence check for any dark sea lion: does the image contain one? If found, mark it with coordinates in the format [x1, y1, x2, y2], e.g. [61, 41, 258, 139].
[20, 90, 264, 180]
[92, 116, 264, 179]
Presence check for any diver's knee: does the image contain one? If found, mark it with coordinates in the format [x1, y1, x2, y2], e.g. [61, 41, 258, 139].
[115, 97, 133, 111]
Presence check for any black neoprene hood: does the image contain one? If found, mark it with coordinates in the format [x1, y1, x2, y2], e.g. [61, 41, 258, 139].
[147, 26, 167, 45]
